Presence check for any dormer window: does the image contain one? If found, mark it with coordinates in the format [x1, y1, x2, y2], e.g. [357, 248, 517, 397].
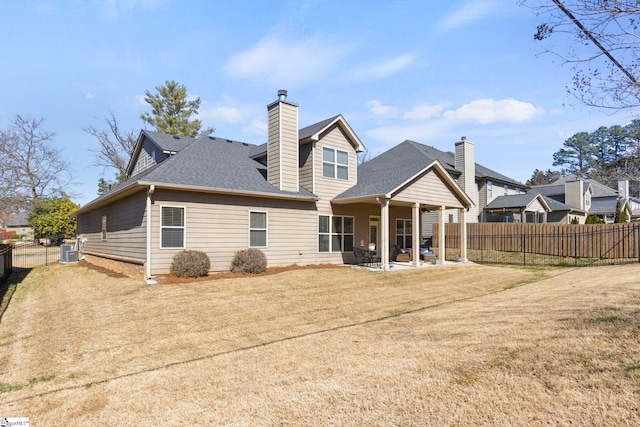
[323, 147, 348, 180]
[585, 192, 591, 208]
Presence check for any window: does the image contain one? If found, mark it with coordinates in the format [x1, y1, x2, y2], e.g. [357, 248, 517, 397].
[585, 192, 591, 208]
[249, 211, 267, 247]
[322, 147, 349, 180]
[487, 181, 493, 198]
[101, 215, 107, 241]
[318, 215, 354, 252]
[504, 184, 508, 195]
[161, 206, 185, 248]
[396, 219, 412, 249]
[516, 188, 521, 195]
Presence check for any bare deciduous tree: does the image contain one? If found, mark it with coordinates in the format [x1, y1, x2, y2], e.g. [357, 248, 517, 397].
[84, 111, 138, 183]
[0, 114, 72, 223]
[527, 0, 640, 110]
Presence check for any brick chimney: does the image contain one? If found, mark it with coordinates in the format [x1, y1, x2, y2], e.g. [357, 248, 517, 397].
[455, 137, 478, 222]
[267, 90, 299, 192]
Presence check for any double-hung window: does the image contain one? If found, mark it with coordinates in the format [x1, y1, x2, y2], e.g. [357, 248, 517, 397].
[249, 211, 267, 247]
[318, 215, 354, 252]
[161, 206, 185, 248]
[396, 219, 412, 249]
[322, 147, 349, 180]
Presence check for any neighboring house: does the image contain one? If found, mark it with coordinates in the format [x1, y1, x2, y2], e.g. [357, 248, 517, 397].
[486, 175, 634, 224]
[532, 175, 631, 223]
[483, 193, 551, 223]
[5, 212, 33, 238]
[71, 91, 473, 277]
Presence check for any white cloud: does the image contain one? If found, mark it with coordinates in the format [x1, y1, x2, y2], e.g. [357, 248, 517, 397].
[199, 106, 243, 125]
[224, 35, 351, 86]
[348, 53, 417, 80]
[403, 104, 445, 121]
[443, 98, 542, 124]
[437, 0, 501, 32]
[85, 93, 95, 100]
[244, 119, 268, 136]
[366, 100, 399, 117]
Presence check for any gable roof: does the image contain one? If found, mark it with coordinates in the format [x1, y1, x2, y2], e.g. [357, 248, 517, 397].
[536, 175, 616, 198]
[484, 193, 550, 211]
[590, 197, 631, 215]
[334, 140, 472, 207]
[335, 139, 523, 202]
[126, 130, 197, 176]
[403, 140, 524, 187]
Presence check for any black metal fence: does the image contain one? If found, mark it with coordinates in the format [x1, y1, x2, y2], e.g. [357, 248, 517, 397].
[0, 244, 12, 288]
[11, 237, 68, 270]
[435, 223, 640, 267]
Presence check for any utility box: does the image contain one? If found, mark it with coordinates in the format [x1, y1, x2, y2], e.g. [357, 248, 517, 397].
[60, 244, 78, 263]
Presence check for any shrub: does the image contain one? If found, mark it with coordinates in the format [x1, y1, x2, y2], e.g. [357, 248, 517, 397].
[230, 248, 267, 274]
[170, 250, 210, 278]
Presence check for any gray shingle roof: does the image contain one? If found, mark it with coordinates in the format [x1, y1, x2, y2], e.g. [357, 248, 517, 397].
[136, 135, 315, 198]
[541, 196, 583, 212]
[484, 193, 540, 210]
[141, 130, 196, 152]
[335, 139, 524, 200]
[589, 197, 620, 214]
[299, 115, 340, 140]
[6, 211, 30, 227]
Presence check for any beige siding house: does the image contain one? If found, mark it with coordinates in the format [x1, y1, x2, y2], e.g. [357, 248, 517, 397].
[72, 91, 473, 278]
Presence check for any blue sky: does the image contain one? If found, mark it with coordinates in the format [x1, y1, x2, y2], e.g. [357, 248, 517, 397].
[1, 0, 637, 206]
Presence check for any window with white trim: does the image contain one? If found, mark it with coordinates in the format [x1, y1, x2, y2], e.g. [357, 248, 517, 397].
[161, 206, 185, 248]
[487, 181, 493, 198]
[322, 147, 349, 180]
[318, 215, 354, 252]
[396, 218, 413, 249]
[249, 211, 267, 247]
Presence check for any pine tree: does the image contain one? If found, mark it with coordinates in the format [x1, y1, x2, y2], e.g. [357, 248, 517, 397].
[140, 80, 215, 138]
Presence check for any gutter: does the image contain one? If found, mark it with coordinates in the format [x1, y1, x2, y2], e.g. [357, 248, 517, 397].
[146, 185, 156, 284]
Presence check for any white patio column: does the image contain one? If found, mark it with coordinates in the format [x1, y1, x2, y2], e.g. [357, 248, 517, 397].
[460, 207, 468, 263]
[438, 205, 446, 263]
[379, 198, 390, 271]
[412, 202, 420, 267]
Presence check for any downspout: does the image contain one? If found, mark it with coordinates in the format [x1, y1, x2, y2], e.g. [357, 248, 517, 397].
[146, 185, 156, 284]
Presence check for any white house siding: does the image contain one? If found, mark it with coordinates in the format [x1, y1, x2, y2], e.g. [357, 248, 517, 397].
[313, 125, 358, 202]
[148, 189, 365, 274]
[76, 189, 148, 261]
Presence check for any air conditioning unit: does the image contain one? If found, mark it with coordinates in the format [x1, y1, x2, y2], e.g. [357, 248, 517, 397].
[60, 244, 78, 263]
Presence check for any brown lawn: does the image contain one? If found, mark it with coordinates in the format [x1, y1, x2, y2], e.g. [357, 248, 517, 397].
[0, 262, 638, 425]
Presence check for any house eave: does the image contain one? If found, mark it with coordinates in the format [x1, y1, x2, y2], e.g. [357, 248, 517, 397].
[136, 181, 319, 202]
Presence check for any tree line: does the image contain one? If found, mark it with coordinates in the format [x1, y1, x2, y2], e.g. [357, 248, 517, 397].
[527, 120, 640, 198]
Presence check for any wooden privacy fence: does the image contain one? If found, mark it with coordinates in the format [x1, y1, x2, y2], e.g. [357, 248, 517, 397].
[432, 223, 640, 266]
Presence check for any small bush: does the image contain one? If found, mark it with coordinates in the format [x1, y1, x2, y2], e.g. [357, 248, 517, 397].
[230, 248, 267, 274]
[170, 250, 210, 278]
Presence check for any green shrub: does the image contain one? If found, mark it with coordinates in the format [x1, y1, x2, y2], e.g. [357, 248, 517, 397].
[230, 248, 267, 274]
[170, 250, 210, 278]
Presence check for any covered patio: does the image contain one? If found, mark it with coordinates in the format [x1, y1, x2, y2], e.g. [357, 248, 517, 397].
[333, 160, 474, 271]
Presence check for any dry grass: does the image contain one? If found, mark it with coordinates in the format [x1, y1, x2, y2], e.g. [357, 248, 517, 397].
[0, 262, 639, 425]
